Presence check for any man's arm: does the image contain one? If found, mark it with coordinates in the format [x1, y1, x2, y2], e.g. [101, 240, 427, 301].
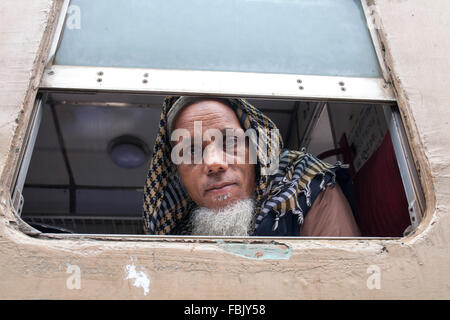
[299, 184, 360, 237]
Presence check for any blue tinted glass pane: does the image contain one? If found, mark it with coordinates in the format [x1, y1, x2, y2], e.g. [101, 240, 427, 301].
[55, 0, 381, 77]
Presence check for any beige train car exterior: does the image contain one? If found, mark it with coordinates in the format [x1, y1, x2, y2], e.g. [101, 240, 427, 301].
[0, 0, 449, 299]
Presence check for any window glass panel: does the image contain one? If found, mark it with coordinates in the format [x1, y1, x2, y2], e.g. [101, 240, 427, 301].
[55, 0, 382, 77]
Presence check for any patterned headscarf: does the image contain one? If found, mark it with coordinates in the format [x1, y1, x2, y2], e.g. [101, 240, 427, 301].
[142, 96, 345, 236]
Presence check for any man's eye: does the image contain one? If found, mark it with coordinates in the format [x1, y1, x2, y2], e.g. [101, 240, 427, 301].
[224, 137, 238, 152]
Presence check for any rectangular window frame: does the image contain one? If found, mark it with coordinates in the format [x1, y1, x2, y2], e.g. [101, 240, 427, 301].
[42, 0, 395, 103]
[12, 93, 424, 240]
[8, 0, 425, 241]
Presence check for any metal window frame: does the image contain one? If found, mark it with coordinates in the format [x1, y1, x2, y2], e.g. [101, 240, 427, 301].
[40, 0, 395, 103]
[11, 98, 44, 216]
[45, 0, 71, 67]
[40, 65, 395, 102]
[360, 0, 391, 82]
[383, 106, 426, 234]
[17, 94, 423, 238]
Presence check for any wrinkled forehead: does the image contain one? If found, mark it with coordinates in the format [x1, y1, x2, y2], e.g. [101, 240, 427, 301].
[169, 98, 243, 134]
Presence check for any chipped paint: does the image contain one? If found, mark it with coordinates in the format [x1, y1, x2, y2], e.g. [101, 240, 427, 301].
[217, 240, 292, 260]
[124, 264, 150, 296]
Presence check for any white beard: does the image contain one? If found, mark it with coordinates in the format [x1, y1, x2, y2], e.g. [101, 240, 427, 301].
[190, 198, 255, 236]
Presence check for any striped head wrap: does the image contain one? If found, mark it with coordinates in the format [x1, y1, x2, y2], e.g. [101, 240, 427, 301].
[142, 96, 345, 236]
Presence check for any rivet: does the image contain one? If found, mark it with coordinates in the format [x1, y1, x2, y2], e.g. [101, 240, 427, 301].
[143, 73, 149, 78]
[97, 78, 102, 82]
[339, 81, 345, 86]
[142, 79, 148, 84]
[299, 86, 304, 90]
[98, 71, 103, 76]
[341, 87, 346, 91]
[297, 79, 302, 84]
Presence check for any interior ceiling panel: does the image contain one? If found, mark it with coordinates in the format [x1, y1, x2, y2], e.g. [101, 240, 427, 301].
[327, 102, 361, 145]
[262, 111, 292, 142]
[67, 151, 149, 187]
[26, 150, 70, 185]
[55, 104, 159, 186]
[55, 104, 160, 151]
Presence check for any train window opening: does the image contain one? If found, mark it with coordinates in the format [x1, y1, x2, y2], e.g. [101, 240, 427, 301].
[6, 0, 425, 239]
[11, 91, 424, 238]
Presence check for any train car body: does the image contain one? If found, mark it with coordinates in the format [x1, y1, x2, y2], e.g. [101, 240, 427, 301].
[0, 0, 449, 299]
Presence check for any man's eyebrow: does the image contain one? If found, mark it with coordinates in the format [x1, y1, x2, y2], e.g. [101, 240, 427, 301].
[220, 128, 239, 134]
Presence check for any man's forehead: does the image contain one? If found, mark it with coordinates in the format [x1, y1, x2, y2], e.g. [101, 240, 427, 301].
[173, 99, 243, 131]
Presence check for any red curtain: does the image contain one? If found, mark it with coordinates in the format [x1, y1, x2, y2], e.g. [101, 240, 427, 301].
[353, 132, 411, 237]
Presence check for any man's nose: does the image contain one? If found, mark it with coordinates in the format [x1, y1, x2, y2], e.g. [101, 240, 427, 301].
[203, 144, 228, 175]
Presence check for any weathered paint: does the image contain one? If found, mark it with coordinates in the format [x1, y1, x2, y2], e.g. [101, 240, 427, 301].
[0, 0, 449, 299]
[125, 263, 150, 296]
[216, 240, 292, 260]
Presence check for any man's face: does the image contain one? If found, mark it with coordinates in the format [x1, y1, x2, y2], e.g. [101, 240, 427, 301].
[173, 100, 256, 209]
